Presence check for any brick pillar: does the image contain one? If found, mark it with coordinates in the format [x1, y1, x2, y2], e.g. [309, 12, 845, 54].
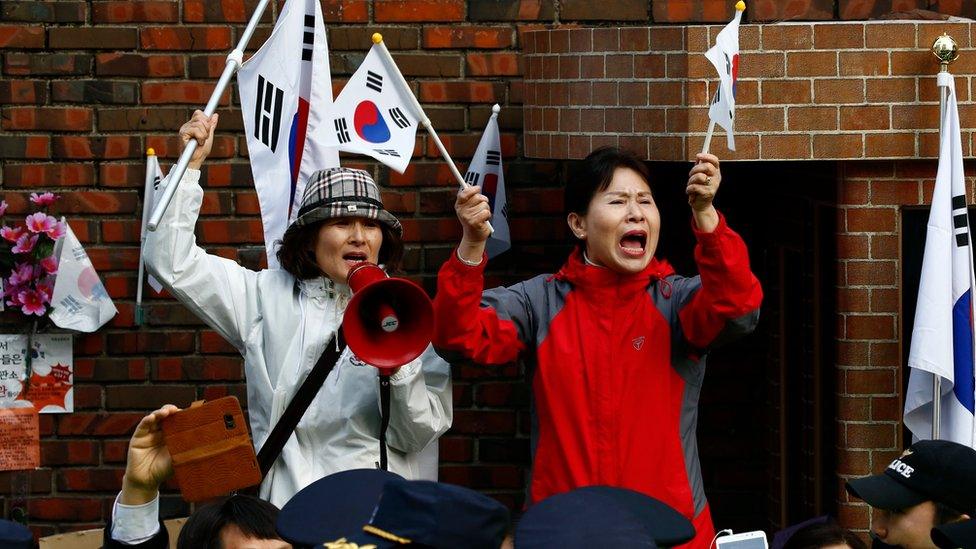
[834, 160, 959, 535]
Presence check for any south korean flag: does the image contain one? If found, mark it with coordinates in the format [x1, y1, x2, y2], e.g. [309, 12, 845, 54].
[704, 1, 744, 151]
[322, 44, 420, 173]
[238, 0, 339, 269]
[465, 105, 510, 258]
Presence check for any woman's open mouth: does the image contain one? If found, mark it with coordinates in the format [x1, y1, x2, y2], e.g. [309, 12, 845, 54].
[618, 230, 647, 258]
[342, 251, 369, 267]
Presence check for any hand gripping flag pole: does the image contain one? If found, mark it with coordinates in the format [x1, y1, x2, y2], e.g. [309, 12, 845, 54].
[371, 33, 494, 234]
[147, 0, 274, 232]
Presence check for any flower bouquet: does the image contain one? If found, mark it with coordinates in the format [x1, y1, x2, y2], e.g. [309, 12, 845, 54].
[0, 193, 67, 396]
[0, 193, 65, 320]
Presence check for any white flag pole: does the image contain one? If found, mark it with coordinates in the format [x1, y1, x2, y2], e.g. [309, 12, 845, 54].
[136, 148, 156, 326]
[931, 32, 959, 439]
[147, 0, 274, 232]
[701, 120, 716, 155]
[371, 33, 494, 234]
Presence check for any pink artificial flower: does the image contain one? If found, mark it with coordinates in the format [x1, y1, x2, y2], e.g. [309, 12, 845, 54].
[25, 212, 56, 234]
[0, 225, 24, 243]
[29, 192, 58, 207]
[46, 220, 66, 241]
[11, 233, 38, 254]
[5, 289, 22, 307]
[7, 262, 34, 286]
[39, 255, 58, 275]
[18, 289, 46, 316]
[36, 279, 54, 303]
[0, 200, 7, 216]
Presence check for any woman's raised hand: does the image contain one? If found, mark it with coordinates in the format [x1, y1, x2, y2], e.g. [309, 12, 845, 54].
[180, 109, 218, 170]
[120, 404, 181, 505]
[455, 185, 492, 262]
[687, 153, 721, 232]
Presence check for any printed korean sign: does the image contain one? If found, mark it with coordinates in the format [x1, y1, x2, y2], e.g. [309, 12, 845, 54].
[0, 333, 73, 413]
[0, 407, 40, 471]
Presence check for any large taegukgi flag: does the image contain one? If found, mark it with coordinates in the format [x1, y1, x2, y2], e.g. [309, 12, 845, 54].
[904, 71, 976, 447]
[238, 0, 338, 269]
[465, 106, 510, 259]
[704, 1, 744, 151]
[321, 44, 420, 173]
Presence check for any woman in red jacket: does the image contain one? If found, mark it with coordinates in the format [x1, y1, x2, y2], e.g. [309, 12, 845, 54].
[433, 147, 763, 548]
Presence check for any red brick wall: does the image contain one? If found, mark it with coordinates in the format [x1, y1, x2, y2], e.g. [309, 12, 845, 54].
[0, 0, 971, 538]
[524, 21, 976, 161]
[833, 160, 976, 534]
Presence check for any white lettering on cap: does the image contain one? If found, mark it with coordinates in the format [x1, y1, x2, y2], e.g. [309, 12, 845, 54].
[888, 458, 915, 478]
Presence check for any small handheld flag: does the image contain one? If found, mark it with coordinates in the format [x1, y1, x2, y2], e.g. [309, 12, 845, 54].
[324, 38, 420, 173]
[466, 105, 510, 258]
[49, 221, 118, 333]
[702, 1, 744, 153]
[238, 0, 339, 268]
[903, 72, 976, 447]
[137, 148, 164, 325]
[319, 34, 493, 234]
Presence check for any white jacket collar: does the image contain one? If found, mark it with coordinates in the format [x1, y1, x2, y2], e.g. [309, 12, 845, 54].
[298, 276, 351, 300]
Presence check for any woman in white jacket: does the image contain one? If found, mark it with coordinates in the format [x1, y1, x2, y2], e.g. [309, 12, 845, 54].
[145, 111, 452, 507]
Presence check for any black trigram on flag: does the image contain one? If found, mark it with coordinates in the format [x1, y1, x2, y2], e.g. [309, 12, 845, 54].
[335, 118, 350, 144]
[302, 14, 314, 61]
[953, 195, 970, 247]
[486, 150, 500, 166]
[366, 71, 383, 93]
[255, 75, 284, 152]
[388, 107, 410, 129]
[59, 295, 84, 314]
[464, 171, 480, 185]
[375, 149, 400, 157]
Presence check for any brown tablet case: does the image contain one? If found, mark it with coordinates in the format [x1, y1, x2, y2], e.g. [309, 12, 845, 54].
[161, 396, 262, 502]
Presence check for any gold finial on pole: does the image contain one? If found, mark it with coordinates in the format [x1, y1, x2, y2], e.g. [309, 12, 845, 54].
[933, 33, 959, 72]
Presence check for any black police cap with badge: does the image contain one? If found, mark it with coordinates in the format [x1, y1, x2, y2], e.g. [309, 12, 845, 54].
[276, 469, 510, 549]
[845, 439, 976, 514]
[276, 468, 402, 547]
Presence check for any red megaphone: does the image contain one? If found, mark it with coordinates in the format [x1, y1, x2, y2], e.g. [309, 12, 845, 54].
[342, 263, 434, 370]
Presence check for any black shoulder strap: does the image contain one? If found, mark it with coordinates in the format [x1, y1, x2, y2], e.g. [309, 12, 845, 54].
[257, 328, 345, 477]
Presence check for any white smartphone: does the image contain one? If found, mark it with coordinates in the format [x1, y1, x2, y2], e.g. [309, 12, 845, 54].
[715, 530, 768, 549]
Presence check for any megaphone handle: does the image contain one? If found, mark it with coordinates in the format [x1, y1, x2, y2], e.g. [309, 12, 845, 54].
[378, 374, 391, 471]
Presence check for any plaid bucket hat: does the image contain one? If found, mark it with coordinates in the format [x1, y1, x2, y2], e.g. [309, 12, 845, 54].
[287, 167, 402, 237]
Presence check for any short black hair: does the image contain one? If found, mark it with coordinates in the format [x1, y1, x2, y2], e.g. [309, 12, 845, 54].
[176, 494, 281, 549]
[276, 219, 404, 280]
[564, 146, 652, 218]
[782, 520, 867, 549]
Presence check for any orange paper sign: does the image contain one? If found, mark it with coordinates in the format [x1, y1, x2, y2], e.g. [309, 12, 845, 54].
[0, 407, 40, 471]
[17, 365, 72, 410]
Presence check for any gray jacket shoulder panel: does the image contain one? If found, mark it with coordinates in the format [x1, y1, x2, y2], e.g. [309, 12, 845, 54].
[481, 273, 569, 349]
[648, 274, 706, 386]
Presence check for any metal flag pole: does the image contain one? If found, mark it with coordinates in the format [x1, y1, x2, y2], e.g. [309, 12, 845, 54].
[371, 33, 494, 234]
[147, 0, 273, 231]
[931, 32, 959, 440]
